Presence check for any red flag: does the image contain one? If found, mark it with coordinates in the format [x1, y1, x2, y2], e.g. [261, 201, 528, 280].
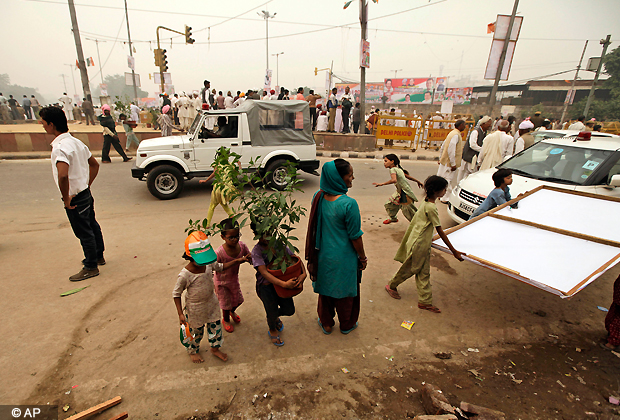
[76, 59, 79, 69]
[487, 23, 495, 34]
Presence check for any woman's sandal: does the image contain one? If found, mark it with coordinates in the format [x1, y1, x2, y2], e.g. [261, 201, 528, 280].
[231, 313, 241, 324]
[383, 219, 398, 224]
[341, 322, 358, 334]
[385, 284, 401, 300]
[317, 318, 332, 335]
[224, 322, 234, 333]
[268, 331, 284, 346]
[418, 303, 441, 313]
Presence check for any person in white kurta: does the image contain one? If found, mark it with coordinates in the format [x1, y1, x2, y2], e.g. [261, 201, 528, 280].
[436, 120, 466, 204]
[59, 93, 73, 121]
[568, 118, 585, 131]
[478, 120, 514, 171]
[316, 111, 329, 131]
[456, 116, 492, 185]
[188, 92, 199, 121]
[224, 92, 234, 109]
[513, 120, 535, 155]
[177, 94, 192, 130]
[130, 103, 140, 123]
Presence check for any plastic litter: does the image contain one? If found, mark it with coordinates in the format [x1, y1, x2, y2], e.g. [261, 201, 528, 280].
[341, 368, 350, 374]
[610, 396, 620, 405]
[390, 386, 397, 393]
[557, 380, 566, 388]
[60, 285, 90, 297]
[62, 405, 70, 412]
[401, 320, 415, 330]
[467, 348, 479, 353]
[597, 306, 609, 312]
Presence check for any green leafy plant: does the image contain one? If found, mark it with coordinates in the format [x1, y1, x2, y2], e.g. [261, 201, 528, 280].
[114, 95, 131, 116]
[148, 107, 160, 126]
[186, 146, 306, 272]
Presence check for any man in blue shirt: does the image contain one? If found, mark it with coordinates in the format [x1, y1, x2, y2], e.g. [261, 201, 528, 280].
[469, 169, 515, 219]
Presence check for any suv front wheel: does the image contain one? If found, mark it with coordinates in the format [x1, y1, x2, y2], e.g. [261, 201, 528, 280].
[147, 165, 184, 200]
[265, 159, 292, 191]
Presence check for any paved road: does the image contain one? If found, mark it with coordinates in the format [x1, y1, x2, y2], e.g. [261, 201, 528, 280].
[0, 157, 617, 418]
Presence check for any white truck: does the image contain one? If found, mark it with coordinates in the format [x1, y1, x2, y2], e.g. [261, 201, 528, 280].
[131, 100, 320, 199]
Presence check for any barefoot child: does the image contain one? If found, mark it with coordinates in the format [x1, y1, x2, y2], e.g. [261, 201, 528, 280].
[172, 232, 246, 363]
[214, 218, 252, 333]
[250, 222, 307, 346]
[385, 175, 465, 313]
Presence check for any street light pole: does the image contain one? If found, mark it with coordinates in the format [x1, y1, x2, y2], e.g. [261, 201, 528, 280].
[272, 52, 284, 86]
[124, 0, 139, 102]
[258, 10, 276, 77]
[584, 34, 612, 118]
[359, 0, 367, 130]
[560, 40, 588, 125]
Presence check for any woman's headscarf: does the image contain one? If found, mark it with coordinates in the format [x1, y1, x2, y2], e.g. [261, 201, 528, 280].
[319, 160, 348, 196]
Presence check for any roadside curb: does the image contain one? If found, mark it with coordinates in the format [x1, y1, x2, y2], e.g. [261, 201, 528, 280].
[2, 150, 440, 161]
[316, 151, 439, 161]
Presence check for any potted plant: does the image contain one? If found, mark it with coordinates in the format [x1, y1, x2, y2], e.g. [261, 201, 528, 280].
[186, 147, 307, 297]
[147, 108, 160, 129]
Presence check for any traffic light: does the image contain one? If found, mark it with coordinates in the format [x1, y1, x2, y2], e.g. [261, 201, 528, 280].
[161, 49, 168, 72]
[185, 25, 195, 44]
[314, 67, 318, 76]
[154, 48, 162, 66]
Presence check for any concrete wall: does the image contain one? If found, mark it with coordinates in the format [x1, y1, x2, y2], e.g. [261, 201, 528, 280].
[0, 132, 180, 153]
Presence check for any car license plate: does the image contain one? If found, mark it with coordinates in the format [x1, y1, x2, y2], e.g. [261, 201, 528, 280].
[459, 202, 475, 214]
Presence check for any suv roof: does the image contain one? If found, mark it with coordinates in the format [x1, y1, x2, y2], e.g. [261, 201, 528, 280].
[542, 135, 620, 151]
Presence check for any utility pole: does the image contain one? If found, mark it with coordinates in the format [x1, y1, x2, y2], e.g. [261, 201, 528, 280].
[60, 74, 68, 93]
[391, 69, 402, 79]
[64, 64, 78, 98]
[560, 40, 588, 125]
[359, 0, 367, 130]
[272, 52, 284, 86]
[67, 0, 92, 102]
[258, 10, 276, 80]
[488, 0, 519, 115]
[584, 34, 612, 118]
[124, 0, 138, 102]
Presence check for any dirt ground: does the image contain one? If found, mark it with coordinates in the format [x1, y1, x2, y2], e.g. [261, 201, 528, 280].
[2, 158, 620, 420]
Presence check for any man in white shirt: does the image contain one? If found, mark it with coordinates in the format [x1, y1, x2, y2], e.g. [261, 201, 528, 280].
[437, 119, 466, 203]
[514, 120, 535, 155]
[59, 92, 73, 122]
[40, 106, 105, 282]
[568, 115, 586, 131]
[130, 102, 140, 123]
[478, 120, 514, 171]
[224, 91, 234, 109]
[177, 93, 191, 130]
[233, 92, 246, 108]
[457, 116, 492, 185]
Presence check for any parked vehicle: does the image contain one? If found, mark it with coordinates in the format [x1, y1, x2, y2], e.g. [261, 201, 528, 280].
[131, 100, 319, 199]
[447, 134, 620, 224]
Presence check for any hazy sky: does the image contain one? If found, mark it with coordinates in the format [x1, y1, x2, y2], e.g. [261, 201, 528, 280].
[5, 0, 620, 102]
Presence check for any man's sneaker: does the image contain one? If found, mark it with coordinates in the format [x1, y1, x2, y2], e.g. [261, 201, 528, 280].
[97, 257, 106, 266]
[69, 267, 99, 282]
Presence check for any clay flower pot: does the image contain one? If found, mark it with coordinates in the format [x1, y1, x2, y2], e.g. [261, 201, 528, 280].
[268, 255, 303, 298]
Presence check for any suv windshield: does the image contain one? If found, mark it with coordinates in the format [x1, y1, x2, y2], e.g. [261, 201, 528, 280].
[499, 142, 615, 185]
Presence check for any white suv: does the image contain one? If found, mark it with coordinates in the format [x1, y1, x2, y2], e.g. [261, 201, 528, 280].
[448, 134, 620, 224]
[132, 100, 319, 199]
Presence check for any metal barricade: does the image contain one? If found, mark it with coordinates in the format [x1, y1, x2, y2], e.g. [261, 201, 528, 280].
[374, 112, 424, 151]
[422, 115, 474, 150]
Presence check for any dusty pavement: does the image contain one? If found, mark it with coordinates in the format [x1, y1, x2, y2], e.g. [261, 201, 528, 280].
[1, 157, 619, 420]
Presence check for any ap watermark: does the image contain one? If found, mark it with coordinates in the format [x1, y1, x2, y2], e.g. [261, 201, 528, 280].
[0, 406, 57, 420]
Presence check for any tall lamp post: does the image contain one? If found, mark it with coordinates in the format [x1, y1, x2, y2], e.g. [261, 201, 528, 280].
[258, 10, 276, 76]
[272, 52, 284, 87]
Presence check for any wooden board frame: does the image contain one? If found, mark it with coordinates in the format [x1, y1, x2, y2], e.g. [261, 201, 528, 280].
[432, 185, 620, 298]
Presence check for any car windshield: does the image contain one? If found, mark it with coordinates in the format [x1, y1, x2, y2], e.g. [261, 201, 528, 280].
[499, 142, 615, 185]
[532, 131, 565, 142]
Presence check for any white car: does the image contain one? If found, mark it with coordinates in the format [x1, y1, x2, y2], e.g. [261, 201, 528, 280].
[530, 129, 616, 144]
[447, 134, 620, 224]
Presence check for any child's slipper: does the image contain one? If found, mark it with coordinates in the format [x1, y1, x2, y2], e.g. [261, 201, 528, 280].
[340, 322, 358, 335]
[385, 284, 401, 300]
[418, 303, 441, 313]
[231, 313, 241, 324]
[268, 331, 284, 346]
[224, 323, 234, 333]
[383, 219, 398, 224]
[276, 318, 284, 332]
[599, 341, 618, 351]
[317, 318, 332, 335]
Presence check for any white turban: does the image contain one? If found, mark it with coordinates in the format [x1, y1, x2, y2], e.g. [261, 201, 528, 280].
[479, 116, 492, 125]
[519, 120, 534, 130]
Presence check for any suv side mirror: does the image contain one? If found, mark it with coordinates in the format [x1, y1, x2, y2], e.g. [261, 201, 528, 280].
[610, 174, 620, 187]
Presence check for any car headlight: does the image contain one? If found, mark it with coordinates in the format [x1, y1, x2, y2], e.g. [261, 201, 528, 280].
[453, 186, 461, 197]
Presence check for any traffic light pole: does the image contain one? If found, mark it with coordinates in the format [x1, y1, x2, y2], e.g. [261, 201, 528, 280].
[156, 25, 194, 95]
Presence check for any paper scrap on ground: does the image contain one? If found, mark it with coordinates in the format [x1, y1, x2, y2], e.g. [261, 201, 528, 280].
[401, 320, 415, 330]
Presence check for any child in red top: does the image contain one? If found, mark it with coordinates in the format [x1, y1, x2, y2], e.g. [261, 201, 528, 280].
[214, 218, 251, 333]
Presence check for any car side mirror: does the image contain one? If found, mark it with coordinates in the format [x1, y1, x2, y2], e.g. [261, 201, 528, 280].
[610, 174, 620, 187]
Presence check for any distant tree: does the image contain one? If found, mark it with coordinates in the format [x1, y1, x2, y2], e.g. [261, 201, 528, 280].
[0, 73, 49, 104]
[91, 74, 148, 100]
